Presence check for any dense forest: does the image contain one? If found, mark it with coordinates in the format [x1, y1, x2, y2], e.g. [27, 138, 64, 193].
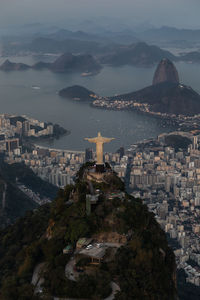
[0, 163, 177, 299]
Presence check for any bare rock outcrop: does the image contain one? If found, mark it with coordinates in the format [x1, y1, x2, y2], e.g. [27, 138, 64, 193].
[153, 58, 179, 85]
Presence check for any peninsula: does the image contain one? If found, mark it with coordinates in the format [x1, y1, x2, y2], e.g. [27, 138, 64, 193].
[59, 85, 97, 101]
[92, 58, 200, 117]
[58, 59, 200, 131]
[0, 114, 69, 148]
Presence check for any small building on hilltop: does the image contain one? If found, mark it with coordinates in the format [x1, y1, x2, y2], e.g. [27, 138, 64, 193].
[76, 237, 93, 250]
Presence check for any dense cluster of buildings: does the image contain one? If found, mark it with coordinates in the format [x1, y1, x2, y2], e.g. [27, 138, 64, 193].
[5, 145, 129, 189]
[0, 114, 54, 153]
[93, 96, 200, 131]
[128, 132, 200, 286]
[5, 147, 85, 187]
[1, 113, 200, 286]
[93, 98, 150, 113]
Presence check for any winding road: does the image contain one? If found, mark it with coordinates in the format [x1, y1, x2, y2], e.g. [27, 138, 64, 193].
[2, 183, 7, 210]
[31, 262, 45, 294]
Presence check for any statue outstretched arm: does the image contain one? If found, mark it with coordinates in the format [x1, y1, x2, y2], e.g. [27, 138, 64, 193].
[85, 138, 98, 143]
[102, 137, 115, 143]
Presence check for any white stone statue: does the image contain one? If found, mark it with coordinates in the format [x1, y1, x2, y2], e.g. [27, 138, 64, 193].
[85, 132, 115, 165]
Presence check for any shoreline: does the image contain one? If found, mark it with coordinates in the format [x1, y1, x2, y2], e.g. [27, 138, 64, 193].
[25, 129, 71, 143]
[90, 103, 179, 128]
[91, 99, 200, 132]
[33, 143, 85, 154]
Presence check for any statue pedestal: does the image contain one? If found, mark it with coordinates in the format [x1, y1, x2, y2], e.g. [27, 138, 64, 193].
[85, 164, 113, 182]
[95, 164, 105, 173]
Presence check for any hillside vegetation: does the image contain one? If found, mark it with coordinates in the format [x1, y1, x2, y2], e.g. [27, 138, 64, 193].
[0, 163, 177, 299]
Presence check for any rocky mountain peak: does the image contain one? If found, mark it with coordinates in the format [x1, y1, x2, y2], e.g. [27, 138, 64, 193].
[152, 58, 179, 85]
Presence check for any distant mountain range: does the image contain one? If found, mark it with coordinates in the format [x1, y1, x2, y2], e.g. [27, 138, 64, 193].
[28, 37, 101, 54]
[2, 36, 200, 71]
[100, 42, 176, 67]
[0, 60, 30, 71]
[46, 28, 139, 45]
[137, 26, 200, 47]
[179, 51, 200, 63]
[3, 24, 200, 56]
[0, 53, 102, 74]
[3, 41, 177, 70]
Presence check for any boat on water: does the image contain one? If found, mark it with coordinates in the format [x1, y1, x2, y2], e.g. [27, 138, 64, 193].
[32, 86, 41, 90]
[81, 72, 93, 77]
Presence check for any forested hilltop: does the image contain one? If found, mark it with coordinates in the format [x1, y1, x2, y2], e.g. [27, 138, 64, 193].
[0, 163, 177, 299]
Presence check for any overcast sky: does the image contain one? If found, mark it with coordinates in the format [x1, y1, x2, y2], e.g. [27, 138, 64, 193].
[1, 0, 200, 29]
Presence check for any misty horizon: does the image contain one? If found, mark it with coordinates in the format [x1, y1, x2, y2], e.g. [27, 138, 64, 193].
[1, 0, 200, 32]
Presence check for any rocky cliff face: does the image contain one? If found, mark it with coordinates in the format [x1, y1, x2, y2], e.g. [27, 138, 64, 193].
[153, 58, 179, 85]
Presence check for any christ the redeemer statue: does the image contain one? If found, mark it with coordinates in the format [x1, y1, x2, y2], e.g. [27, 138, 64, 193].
[85, 132, 115, 165]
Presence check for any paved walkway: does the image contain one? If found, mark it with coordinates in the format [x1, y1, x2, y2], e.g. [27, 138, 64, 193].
[64, 255, 121, 300]
[65, 257, 77, 281]
[54, 281, 120, 300]
[104, 282, 120, 300]
[31, 262, 45, 294]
